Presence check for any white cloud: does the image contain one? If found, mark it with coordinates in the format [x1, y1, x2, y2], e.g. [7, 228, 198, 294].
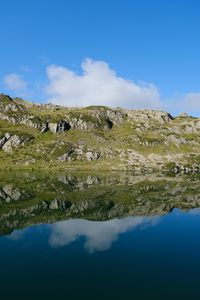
[49, 216, 159, 253]
[3, 59, 200, 116]
[45, 58, 162, 109]
[4, 73, 27, 91]
[165, 93, 200, 116]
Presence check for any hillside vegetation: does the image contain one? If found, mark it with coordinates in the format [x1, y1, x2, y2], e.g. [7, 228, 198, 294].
[0, 93, 200, 173]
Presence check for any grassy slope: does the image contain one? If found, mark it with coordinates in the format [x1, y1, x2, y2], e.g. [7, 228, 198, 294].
[0, 96, 200, 170]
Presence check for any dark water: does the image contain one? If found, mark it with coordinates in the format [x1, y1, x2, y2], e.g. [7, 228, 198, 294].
[1, 210, 200, 299]
[1, 172, 200, 299]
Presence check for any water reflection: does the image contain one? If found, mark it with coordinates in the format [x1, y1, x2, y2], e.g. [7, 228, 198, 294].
[49, 216, 159, 253]
[9, 228, 29, 241]
[5, 207, 200, 255]
[1, 171, 200, 235]
[1, 170, 200, 300]
[188, 207, 200, 215]
[1, 208, 200, 300]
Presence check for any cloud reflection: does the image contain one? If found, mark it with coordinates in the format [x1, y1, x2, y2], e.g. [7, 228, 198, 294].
[49, 216, 160, 253]
[8, 228, 29, 241]
[188, 207, 200, 215]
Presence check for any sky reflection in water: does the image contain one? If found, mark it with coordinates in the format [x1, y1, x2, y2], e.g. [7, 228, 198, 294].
[2, 208, 200, 299]
[8, 215, 160, 253]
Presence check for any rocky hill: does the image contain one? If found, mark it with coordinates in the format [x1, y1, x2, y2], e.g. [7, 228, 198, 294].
[0, 93, 200, 173]
[0, 171, 200, 235]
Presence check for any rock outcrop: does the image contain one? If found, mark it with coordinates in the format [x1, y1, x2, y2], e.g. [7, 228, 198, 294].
[57, 144, 101, 162]
[125, 109, 173, 124]
[0, 132, 33, 153]
[48, 120, 71, 134]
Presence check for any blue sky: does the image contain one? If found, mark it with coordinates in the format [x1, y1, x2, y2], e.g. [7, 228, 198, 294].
[1, 0, 200, 115]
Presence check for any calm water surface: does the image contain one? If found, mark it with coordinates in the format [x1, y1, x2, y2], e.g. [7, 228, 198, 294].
[1, 209, 200, 299]
[1, 172, 200, 299]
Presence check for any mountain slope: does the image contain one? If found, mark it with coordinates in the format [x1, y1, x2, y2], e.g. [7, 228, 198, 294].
[0, 93, 200, 172]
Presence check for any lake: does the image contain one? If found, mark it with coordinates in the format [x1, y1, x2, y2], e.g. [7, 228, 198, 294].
[0, 171, 200, 299]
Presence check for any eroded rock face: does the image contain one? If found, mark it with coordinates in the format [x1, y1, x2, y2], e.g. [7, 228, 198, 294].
[49, 199, 72, 210]
[0, 132, 32, 153]
[125, 109, 173, 124]
[66, 117, 96, 131]
[49, 199, 59, 209]
[89, 108, 126, 127]
[103, 109, 125, 125]
[56, 107, 126, 131]
[164, 135, 187, 147]
[85, 151, 100, 161]
[2, 135, 23, 153]
[184, 120, 200, 133]
[48, 121, 71, 134]
[0, 184, 32, 203]
[57, 144, 101, 162]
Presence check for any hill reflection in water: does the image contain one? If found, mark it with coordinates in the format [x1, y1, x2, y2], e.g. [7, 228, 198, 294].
[0, 171, 200, 235]
[1, 172, 200, 299]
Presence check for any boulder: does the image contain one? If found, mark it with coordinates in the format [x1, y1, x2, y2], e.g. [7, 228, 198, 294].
[0, 133, 32, 153]
[2, 135, 23, 153]
[48, 120, 71, 134]
[85, 151, 100, 161]
[49, 199, 59, 210]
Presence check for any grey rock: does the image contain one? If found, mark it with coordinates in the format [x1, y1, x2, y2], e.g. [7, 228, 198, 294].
[85, 151, 100, 161]
[48, 121, 71, 134]
[2, 185, 22, 201]
[5, 132, 11, 139]
[49, 199, 59, 209]
[125, 109, 173, 124]
[2, 135, 23, 153]
[0, 136, 6, 148]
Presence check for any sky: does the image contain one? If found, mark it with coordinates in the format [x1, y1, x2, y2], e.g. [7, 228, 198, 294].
[0, 0, 200, 115]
